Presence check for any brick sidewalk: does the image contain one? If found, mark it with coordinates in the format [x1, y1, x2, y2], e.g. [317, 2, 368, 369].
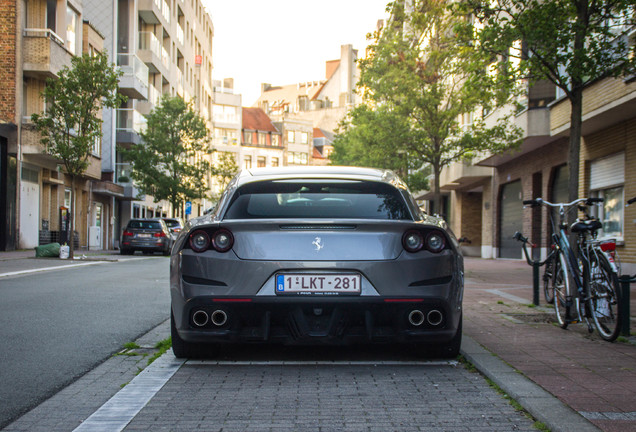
[463, 257, 636, 432]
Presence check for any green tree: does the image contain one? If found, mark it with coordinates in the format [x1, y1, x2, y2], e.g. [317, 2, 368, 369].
[31, 51, 125, 259]
[213, 152, 239, 196]
[332, 0, 521, 213]
[122, 96, 211, 217]
[461, 0, 636, 202]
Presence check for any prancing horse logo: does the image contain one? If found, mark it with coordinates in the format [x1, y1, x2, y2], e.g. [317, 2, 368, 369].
[312, 237, 324, 251]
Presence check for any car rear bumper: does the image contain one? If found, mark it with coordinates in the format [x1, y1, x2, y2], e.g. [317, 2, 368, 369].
[171, 296, 461, 345]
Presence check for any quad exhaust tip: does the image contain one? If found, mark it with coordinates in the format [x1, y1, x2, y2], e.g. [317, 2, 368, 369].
[408, 310, 425, 326]
[408, 309, 444, 327]
[427, 309, 443, 326]
[192, 310, 209, 327]
[211, 310, 228, 327]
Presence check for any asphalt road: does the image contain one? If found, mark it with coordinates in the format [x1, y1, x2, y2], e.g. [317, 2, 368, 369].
[0, 257, 170, 428]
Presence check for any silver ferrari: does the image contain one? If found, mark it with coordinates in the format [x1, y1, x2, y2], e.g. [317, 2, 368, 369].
[170, 166, 463, 358]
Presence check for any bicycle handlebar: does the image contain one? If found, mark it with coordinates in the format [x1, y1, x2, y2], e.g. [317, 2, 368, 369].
[523, 197, 603, 208]
[513, 231, 554, 267]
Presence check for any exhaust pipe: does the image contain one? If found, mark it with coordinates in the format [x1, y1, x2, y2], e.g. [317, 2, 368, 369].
[192, 310, 209, 327]
[427, 309, 443, 326]
[211, 310, 228, 327]
[408, 310, 425, 327]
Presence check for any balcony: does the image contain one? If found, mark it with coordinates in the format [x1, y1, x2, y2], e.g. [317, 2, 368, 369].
[137, 85, 161, 115]
[116, 109, 146, 145]
[175, 68, 184, 97]
[117, 54, 149, 100]
[476, 107, 553, 167]
[139, 0, 162, 24]
[439, 160, 493, 192]
[138, 32, 167, 75]
[115, 162, 144, 200]
[22, 28, 72, 79]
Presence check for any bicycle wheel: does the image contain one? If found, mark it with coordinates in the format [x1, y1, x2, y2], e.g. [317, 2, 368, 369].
[588, 253, 622, 341]
[553, 251, 572, 329]
[543, 254, 555, 304]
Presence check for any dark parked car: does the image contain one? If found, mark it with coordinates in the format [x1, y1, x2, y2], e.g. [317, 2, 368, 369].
[120, 218, 173, 255]
[170, 167, 463, 358]
[162, 217, 185, 240]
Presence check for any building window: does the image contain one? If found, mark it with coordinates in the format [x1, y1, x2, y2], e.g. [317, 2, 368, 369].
[244, 156, 252, 169]
[258, 133, 267, 146]
[300, 132, 308, 144]
[243, 131, 253, 145]
[287, 152, 308, 165]
[66, 6, 78, 55]
[590, 152, 625, 240]
[257, 156, 266, 167]
[287, 130, 295, 143]
[272, 134, 280, 147]
[271, 157, 279, 167]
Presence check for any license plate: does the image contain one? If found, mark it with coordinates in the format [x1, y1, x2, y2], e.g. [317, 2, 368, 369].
[138, 233, 151, 238]
[276, 274, 361, 295]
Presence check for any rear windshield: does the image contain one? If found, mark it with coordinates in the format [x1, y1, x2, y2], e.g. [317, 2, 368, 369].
[128, 220, 162, 229]
[224, 180, 412, 220]
[163, 219, 181, 228]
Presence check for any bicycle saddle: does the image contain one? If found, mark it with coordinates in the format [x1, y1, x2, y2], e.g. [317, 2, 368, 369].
[570, 219, 602, 233]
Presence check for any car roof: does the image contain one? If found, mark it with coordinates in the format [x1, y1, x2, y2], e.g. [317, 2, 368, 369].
[235, 166, 404, 188]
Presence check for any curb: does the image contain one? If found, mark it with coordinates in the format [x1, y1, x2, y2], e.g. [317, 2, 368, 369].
[460, 335, 601, 432]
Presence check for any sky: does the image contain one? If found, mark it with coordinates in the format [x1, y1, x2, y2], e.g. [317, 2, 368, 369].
[202, 0, 391, 106]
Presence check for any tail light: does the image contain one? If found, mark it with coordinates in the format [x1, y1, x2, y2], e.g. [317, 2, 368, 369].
[154, 232, 166, 238]
[123, 230, 133, 237]
[189, 229, 234, 253]
[402, 230, 446, 253]
[600, 240, 615, 252]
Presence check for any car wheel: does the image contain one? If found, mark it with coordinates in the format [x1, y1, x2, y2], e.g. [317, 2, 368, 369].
[162, 248, 171, 256]
[120, 249, 133, 255]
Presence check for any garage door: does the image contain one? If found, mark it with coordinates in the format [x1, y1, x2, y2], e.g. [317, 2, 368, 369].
[499, 180, 523, 259]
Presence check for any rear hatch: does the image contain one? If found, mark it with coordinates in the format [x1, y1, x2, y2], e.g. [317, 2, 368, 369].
[227, 220, 407, 261]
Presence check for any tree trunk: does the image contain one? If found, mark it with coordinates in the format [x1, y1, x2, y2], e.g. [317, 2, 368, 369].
[69, 175, 75, 260]
[568, 89, 583, 205]
[433, 164, 442, 218]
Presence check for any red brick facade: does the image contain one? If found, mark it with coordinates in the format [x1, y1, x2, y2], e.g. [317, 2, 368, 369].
[0, 0, 16, 124]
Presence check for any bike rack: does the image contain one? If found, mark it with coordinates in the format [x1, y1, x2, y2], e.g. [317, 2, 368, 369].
[618, 275, 633, 337]
[513, 232, 552, 306]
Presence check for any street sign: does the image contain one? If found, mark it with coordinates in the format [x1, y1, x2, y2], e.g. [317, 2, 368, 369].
[185, 201, 192, 215]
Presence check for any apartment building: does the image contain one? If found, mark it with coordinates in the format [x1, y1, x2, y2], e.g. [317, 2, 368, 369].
[435, 75, 636, 268]
[210, 78, 241, 197]
[254, 44, 359, 164]
[83, 0, 215, 241]
[0, 0, 124, 251]
[240, 108, 284, 170]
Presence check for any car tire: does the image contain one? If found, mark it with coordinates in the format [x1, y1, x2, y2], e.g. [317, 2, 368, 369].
[438, 314, 462, 359]
[120, 249, 133, 255]
[413, 314, 462, 359]
[171, 312, 200, 359]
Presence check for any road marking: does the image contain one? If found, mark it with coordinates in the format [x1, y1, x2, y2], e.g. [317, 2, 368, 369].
[483, 289, 530, 304]
[74, 353, 185, 432]
[187, 360, 458, 366]
[580, 411, 636, 421]
[0, 257, 152, 278]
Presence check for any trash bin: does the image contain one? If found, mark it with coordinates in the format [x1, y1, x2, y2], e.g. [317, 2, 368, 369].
[35, 242, 61, 258]
[59, 244, 70, 259]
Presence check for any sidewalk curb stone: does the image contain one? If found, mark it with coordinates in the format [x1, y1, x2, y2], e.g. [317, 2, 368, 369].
[461, 335, 601, 432]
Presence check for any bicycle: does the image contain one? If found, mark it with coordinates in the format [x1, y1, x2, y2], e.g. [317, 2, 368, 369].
[515, 197, 623, 342]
